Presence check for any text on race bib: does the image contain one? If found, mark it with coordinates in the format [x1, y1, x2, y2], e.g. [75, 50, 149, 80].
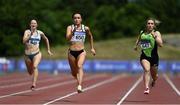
[140, 40, 151, 49]
[71, 31, 86, 42]
[29, 38, 40, 45]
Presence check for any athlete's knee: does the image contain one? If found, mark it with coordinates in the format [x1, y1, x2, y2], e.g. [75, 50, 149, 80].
[71, 70, 78, 79]
[153, 66, 158, 71]
[32, 65, 38, 70]
[77, 64, 83, 69]
[71, 72, 77, 77]
[144, 69, 150, 73]
[27, 67, 33, 75]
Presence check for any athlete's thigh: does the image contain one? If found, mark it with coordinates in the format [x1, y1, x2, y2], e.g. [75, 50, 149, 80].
[140, 59, 151, 71]
[68, 52, 77, 71]
[24, 55, 32, 68]
[33, 52, 42, 67]
[77, 51, 86, 66]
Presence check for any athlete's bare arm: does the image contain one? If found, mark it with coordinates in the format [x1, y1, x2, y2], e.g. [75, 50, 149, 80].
[153, 31, 163, 47]
[23, 30, 31, 44]
[85, 26, 96, 55]
[40, 31, 53, 55]
[66, 26, 72, 41]
[134, 34, 141, 51]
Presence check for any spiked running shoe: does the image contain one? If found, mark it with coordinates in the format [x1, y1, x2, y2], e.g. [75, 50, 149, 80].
[144, 88, 150, 94]
[77, 85, 83, 93]
[31, 85, 36, 91]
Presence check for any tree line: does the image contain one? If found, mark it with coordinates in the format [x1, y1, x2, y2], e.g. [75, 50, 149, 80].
[0, 0, 179, 56]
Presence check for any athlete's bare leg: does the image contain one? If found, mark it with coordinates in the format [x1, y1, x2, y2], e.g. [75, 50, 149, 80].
[68, 53, 78, 79]
[24, 56, 33, 75]
[76, 51, 86, 93]
[77, 51, 86, 86]
[150, 65, 158, 87]
[141, 59, 151, 93]
[32, 52, 41, 89]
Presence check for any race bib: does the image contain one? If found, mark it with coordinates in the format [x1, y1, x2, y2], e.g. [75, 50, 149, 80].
[29, 38, 40, 45]
[71, 31, 86, 42]
[140, 40, 151, 49]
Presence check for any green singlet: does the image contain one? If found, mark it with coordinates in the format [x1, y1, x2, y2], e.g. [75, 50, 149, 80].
[140, 32, 155, 57]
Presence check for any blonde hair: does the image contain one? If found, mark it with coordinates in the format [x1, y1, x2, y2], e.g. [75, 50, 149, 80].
[146, 18, 161, 27]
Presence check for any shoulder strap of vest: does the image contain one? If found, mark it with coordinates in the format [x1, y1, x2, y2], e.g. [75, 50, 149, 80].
[71, 24, 86, 32]
[81, 24, 86, 32]
[140, 30, 144, 35]
[71, 24, 75, 32]
[36, 30, 39, 35]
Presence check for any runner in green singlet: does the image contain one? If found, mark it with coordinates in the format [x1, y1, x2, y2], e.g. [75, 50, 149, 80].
[134, 18, 163, 94]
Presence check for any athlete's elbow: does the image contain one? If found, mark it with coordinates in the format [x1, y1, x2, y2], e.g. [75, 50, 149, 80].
[66, 37, 70, 41]
[45, 38, 49, 43]
[66, 36, 71, 41]
[89, 36, 93, 40]
[22, 40, 26, 44]
[159, 43, 163, 47]
[66, 37, 69, 40]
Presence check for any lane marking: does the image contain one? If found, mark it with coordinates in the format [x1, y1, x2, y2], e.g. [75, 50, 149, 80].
[0, 73, 68, 85]
[0, 75, 103, 99]
[116, 75, 143, 105]
[163, 73, 180, 96]
[43, 75, 123, 105]
[0, 76, 68, 89]
[0, 77, 29, 84]
[0, 74, 49, 84]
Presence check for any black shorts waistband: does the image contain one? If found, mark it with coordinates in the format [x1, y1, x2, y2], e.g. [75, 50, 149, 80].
[69, 49, 84, 59]
[25, 51, 40, 61]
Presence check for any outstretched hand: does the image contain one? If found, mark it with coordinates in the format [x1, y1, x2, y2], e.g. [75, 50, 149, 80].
[134, 46, 137, 51]
[48, 50, 53, 56]
[134, 46, 138, 51]
[91, 48, 96, 56]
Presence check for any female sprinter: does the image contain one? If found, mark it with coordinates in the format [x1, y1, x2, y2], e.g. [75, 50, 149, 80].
[134, 18, 163, 94]
[66, 13, 96, 93]
[23, 19, 53, 90]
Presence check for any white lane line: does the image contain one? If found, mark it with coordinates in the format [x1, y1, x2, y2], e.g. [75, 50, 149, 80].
[0, 75, 103, 99]
[0, 76, 68, 89]
[43, 75, 123, 105]
[163, 73, 180, 96]
[0, 74, 67, 85]
[0, 77, 29, 84]
[116, 75, 143, 105]
[0, 74, 48, 84]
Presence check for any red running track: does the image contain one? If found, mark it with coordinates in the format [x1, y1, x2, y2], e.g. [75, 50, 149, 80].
[0, 72, 179, 105]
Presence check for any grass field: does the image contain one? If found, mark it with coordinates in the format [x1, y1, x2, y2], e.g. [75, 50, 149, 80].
[41, 34, 180, 60]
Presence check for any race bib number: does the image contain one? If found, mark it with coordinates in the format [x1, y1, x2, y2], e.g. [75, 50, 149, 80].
[140, 40, 151, 49]
[29, 38, 39, 45]
[71, 32, 86, 42]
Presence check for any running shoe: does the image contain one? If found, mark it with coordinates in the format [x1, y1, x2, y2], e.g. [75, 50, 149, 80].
[77, 85, 83, 93]
[144, 88, 150, 94]
[31, 85, 36, 91]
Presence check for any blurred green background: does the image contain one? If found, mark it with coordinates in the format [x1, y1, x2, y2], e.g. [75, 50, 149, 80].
[0, 0, 180, 59]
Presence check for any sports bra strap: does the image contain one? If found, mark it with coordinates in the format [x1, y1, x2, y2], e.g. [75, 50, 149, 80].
[71, 24, 75, 32]
[71, 24, 86, 32]
[81, 24, 86, 32]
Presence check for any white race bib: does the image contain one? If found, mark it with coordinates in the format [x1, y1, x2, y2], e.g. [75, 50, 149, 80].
[71, 31, 86, 42]
[140, 40, 151, 49]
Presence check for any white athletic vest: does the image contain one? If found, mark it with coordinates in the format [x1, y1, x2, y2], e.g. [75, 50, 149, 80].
[27, 30, 41, 46]
[70, 24, 86, 43]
